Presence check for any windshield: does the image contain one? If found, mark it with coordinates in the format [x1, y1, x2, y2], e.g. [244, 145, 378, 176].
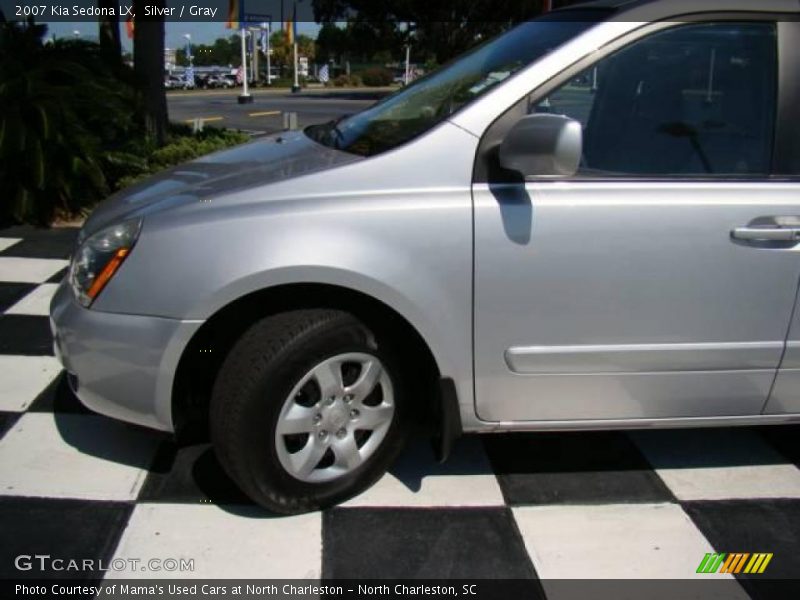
[306, 13, 607, 157]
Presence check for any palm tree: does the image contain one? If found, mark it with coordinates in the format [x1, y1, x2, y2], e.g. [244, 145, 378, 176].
[0, 18, 135, 224]
[97, 0, 121, 65]
[133, 0, 168, 145]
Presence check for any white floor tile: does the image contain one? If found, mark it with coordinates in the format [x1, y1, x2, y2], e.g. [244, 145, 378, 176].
[513, 503, 740, 582]
[0, 257, 68, 283]
[0, 356, 62, 411]
[631, 429, 800, 501]
[0, 413, 160, 501]
[106, 504, 321, 579]
[6, 283, 60, 315]
[342, 437, 504, 507]
[0, 238, 22, 253]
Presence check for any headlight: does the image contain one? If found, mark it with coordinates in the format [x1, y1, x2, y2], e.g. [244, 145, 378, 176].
[69, 218, 142, 307]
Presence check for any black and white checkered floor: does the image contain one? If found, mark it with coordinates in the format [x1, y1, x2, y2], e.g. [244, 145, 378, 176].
[1, 226, 799, 596]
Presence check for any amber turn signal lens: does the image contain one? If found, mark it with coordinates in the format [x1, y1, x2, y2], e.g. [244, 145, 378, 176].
[86, 248, 130, 300]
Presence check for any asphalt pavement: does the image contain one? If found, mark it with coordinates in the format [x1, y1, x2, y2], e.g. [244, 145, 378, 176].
[167, 87, 392, 135]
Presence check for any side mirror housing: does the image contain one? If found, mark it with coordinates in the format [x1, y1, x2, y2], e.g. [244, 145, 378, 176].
[498, 114, 583, 178]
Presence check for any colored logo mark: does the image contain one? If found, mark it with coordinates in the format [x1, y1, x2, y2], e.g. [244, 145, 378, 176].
[697, 553, 773, 574]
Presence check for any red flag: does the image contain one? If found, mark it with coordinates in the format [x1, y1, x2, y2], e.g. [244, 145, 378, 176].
[125, 15, 134, 39]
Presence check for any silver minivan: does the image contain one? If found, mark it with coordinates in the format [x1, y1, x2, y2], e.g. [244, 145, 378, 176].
[51, 0, 800, 512]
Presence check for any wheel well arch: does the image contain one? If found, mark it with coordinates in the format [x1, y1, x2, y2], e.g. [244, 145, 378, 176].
[171, 282, 442, 441]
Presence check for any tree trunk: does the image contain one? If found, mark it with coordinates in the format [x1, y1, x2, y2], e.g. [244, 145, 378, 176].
[97, 0, 121, 65]
[133, 0, 168, 145]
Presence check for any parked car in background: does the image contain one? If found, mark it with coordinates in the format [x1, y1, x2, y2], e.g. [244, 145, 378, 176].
[196, 73, 229, 89]
[206, 74, 235, 89]
[52, 0, 800, 515]
[164, 75, 193, 90]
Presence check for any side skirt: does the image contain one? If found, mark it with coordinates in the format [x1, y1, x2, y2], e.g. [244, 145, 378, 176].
[462, 412, 800, 434]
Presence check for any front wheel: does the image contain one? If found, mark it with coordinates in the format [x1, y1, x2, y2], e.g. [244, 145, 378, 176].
[210, 309, 408, 513]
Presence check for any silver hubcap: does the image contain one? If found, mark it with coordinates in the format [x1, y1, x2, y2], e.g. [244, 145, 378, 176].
[275, 352, 395, 483]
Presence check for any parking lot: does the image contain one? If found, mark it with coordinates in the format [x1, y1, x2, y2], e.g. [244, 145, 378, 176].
[167, 88, 389, 135]
[0, 226, 799, 597]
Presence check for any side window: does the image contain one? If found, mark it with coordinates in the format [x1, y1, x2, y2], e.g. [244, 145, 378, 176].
[533, 22, 777, 176]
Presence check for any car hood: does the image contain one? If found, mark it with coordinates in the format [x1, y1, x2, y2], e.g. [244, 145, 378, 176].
[82, 129, 361, 239]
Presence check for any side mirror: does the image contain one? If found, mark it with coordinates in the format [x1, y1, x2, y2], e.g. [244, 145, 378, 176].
[498, 113, 583, 178]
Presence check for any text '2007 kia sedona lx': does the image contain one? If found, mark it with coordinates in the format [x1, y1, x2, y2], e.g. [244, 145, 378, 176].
[51, 0, 800, 513]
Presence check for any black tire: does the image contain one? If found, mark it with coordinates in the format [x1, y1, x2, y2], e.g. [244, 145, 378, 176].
[210, 309, 409, 514]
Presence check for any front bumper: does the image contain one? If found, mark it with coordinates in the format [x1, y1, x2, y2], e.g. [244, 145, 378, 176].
[49, 281, 203, 432]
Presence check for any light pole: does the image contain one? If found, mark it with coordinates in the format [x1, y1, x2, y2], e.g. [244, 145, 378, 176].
[238, 29, 253, 103]
[183, 34, 194, 89]
[404, 43, 411, 85]
[262, 22, 272, 86]
[291, 1, 301, 93]
[248, 26, 258, 85]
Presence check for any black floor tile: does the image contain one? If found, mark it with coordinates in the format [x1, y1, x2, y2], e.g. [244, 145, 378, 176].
[137, 443, 254, 505]
[47, 267, 68, 284]
[0, 411, 21, 440]
[322, 507, 539, 581]
[0, 496, 132, 579]
[758, 425, 800, 468]
[28, 371, 90, 414]
[484, 431, 674, 506]
[0, 282, 36, 312]
[0, 227, 79, 259]
[0, 315, 53, 355]
[684, 499, 800, 599]
[631, 428, 792, 469]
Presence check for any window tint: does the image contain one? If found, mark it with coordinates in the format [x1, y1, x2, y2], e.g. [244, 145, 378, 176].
[534, 22, 777, 176]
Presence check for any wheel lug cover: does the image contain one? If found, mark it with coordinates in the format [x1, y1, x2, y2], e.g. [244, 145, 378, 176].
[350, 409, 359, 419]
[336, 428, 347, 439]
[313, 413, 322, 424]
[344, 394, 354, 402]
[318, 430, 328, 440]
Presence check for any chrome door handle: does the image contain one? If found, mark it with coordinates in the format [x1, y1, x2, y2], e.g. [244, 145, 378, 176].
[731, 227, 800, 242]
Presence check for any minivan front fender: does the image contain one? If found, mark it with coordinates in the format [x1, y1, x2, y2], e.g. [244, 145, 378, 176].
[93, 122, 479, 424]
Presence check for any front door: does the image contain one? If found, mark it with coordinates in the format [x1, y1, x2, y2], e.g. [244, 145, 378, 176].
[473, 20, 800, 422]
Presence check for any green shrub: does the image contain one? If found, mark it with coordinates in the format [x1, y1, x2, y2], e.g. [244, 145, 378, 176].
[107, 125, 249, 190]
[0, 19, 139, 225]
[333, 74, 350, 87]
[360, 67, 393, 87]
[333, 74, 363, 87]
[0, 19, 249, 225]
[151, 129, 248, 168]
[267, 77, 296, 88]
